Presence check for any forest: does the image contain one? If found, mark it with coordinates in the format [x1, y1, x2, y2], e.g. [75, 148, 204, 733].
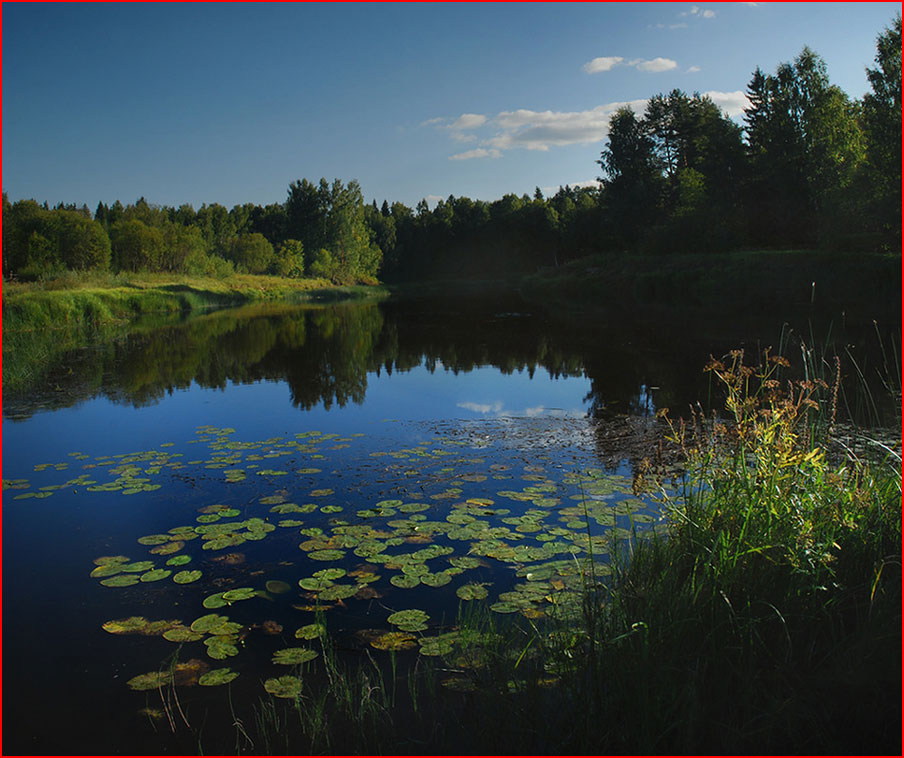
[2, 17, 899, 285]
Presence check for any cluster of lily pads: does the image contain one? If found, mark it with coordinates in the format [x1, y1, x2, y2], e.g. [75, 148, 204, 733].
[7, 421, 666, 700]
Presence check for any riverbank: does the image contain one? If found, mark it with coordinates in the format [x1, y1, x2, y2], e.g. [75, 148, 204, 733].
[2, 271, 388, 330]
[2, 272, 388, 391]
[519, 248, 901, 328]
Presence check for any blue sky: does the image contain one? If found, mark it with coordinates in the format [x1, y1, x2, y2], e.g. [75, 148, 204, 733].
[2, 2, 899, 210]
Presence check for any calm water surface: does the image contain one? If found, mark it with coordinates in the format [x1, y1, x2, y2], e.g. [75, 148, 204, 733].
[2, 292, 893, 754]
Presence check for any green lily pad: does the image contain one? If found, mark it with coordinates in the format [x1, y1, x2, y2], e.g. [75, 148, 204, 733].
[418, 636, 455, 656]
[313, 567, 346, 580]
[202, 592, 229, 609]
[163, 626, 204, 643]
[191, 614, 230, 633]
[295, 623, 326, 640]
[208, 620, 243, 636]
[166, 554, 193, 566]
[299, 577, 334, 591]
[93, 555, 130, 566]
[120, 561, 156, 573]
[264, 675, 302, 699]
[90, 564, 124, 578]
[370, 631, 417, 651]
[204, 636, 239, 660]
[221, 587, 256, 602]
[127, 671, 173, 691]
[390, 574, 420, 589]
[137, 534, 172, 546]
[102, 616, 152, 634]
[272, 648, 319, 665]
[308, 549, 346, 561]
[100, 574, 140, 587]
[420, 572, 452, 587]
[140, 569, 172, 582]
[387, 609, 429, 632]
[199, 668, 240, 686]
[318, 584, 359, 601]
[456, 583, 489, 601]
[173, 570, 202, 584]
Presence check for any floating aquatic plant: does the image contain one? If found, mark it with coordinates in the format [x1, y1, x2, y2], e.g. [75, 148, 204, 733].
[264, 675, 302, 699]
[272, 647, 319, 665]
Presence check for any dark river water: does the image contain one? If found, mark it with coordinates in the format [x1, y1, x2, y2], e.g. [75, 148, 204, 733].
[2, 290, 896, 754]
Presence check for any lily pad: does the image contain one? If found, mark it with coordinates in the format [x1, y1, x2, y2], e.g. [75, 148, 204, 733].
[190, 614, 229, 633]
[100, 574, 140, 588]
[137, 534, 172, 546]
[418, 636, 455, 656]
[166, 555, 193, 566]
[272, 648, 319, 665]
[456, 583, 489, 601]
[313, 567, 346, 580]
[221, 587, 256, 602]
[163, 626, 204, 643]
[387, 609, 429, 632]
[121, 561, 156, 573]
[420, 572, 452, 587]
[202, 593, 228, 609]
[295, 623, 326, 640]
[264, 675, 302, 699]
[173, 570, 202, 584]
[204, 636, 239, 660]
[198, 668, 240, 686]
[308, 549, 346, 561]
[390, 574, 420, 589]
[370, 631, 417, 651]
[127, 671, 173, 691]
[139, 569, 172, 582]
[318, 584, 359, 601]
[265, 580, 292, 594]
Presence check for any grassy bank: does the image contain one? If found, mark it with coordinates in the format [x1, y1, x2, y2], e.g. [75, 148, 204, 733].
[2, 272, 388, 391]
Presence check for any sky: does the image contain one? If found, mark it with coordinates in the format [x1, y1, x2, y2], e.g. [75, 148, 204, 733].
[2, 2, 900, 211]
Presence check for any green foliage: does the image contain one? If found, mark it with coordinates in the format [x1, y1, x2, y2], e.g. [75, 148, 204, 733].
[271, 239, 305, 278]
[286, 178, 382, 283]
[228, 233, 274, 274]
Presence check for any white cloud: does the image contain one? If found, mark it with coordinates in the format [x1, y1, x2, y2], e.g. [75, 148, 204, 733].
[458, 401, 504, 414]
[687, 65, 701, 73]
[583, 56, 680, 75]
[704, 90, 750, 117]
[582, 56, 624, 74]
[484, 100, 648, 152]
[449, 148, 502, 161]
[450, 131, 478, 143]
[448, 113, 487, 130]
[681, 5, 716, 18]
[431, 92, 747, 160]
[420, 116, 444, 127]
[634, 57, 678, 73]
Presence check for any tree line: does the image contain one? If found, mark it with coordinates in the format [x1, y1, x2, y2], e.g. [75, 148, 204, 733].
[2, 16, 898, 284]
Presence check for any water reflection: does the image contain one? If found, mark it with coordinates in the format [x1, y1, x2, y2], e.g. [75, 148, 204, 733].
[3, 292, 896, 429]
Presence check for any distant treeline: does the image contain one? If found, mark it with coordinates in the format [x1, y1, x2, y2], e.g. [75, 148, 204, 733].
[2, 17, 899, 284]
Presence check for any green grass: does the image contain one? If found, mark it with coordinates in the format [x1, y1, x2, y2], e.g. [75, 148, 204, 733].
[1, 271, 388, 391]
